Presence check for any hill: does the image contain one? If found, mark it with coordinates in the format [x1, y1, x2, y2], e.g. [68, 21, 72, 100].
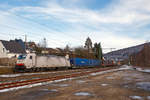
[104, 42, 150, 61]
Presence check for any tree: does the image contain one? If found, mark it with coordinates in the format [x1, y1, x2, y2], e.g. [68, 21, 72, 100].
[75, 46, 84, 55]
[98, 43, 103, 60]
[84, 37, 92, 52]
[38, 38, 47, 48]
[94, 42, 103, 60]
[64, 45, 70, 53]
[94, 43, 98, 58]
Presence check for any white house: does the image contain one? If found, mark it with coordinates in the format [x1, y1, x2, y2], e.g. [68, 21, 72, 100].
[0, 40, 26, 58]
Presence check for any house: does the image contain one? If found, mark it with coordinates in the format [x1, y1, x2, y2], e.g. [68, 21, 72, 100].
[41, 48, 62, 54]
[26, 41, 37, 50]
[0, 40, 26, 58]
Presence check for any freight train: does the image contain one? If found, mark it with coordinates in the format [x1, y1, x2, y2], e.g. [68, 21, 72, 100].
[14, 53, 102, 72]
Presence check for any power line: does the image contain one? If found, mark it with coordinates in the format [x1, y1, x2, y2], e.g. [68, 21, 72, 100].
[1, 11, 83, 42]
[0, 24, 68, 46]
[0, 24, 66, 42]
[0, 32, 66, 47]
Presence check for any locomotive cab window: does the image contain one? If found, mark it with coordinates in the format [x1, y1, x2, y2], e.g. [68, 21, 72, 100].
[30, 56, 32, 59]
[18, 55, 26, 60]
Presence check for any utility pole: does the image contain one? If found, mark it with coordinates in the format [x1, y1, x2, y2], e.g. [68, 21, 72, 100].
[102, 48, 116, 61]
[25, 34, 27, 50]
[102, 48, 115, 52]
[11, 33, 15, 40]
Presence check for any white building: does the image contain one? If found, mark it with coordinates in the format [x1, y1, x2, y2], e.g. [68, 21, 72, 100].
[0, 40, 26, 58]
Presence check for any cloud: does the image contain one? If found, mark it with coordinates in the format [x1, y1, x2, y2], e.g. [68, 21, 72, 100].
[0, 0, 149, 51]
[8, 0, 150, 28]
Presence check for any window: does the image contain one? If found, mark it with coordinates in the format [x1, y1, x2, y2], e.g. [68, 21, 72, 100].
[18, 55, 26, 60]
[30, 56, 32, 59]
[3, 48, 5, 52]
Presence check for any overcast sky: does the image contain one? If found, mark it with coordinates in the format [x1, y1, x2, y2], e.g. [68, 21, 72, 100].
[0, 0, 149, 52]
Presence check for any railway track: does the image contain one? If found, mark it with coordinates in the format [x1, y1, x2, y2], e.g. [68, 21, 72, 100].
[0, 67, 107, 83]
[0, 67, 115, 91]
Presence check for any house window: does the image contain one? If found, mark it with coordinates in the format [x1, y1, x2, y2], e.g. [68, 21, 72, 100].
[3, 48, 5, 53]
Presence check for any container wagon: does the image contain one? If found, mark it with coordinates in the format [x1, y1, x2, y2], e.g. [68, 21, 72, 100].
[70, 58, 101, 67]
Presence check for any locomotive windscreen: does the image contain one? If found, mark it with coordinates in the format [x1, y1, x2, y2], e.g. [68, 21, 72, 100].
[18, 55, 26, 60]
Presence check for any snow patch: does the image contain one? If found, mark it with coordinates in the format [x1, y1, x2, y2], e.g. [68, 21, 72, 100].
[58, 84, 69, 87]
[124, 85, 129, 88]
[123, 77, 132, 81]
[40, 89, 49, 91]
[129, 96, 143, 100]
[101, 84, 108, 86]
[121, 65, 132, 69]
[136, 82, 150, 91]
[135, 67, 150, 73]
[76, 80, 86, 84]
[74, 92, 92, 96]
[40, 89, 58, 92]
[51, 83, 69, 87]
[106, 76, 114, 79]
[50, 89, 58, 92]
[147, 96, 150, 100]
[90, 65, 132, 76]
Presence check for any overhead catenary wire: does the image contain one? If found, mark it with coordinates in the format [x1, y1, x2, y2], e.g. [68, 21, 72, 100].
[0, 24, 68, 44]
[0, 32, 65, 47]
[0, 24, 69, 47]
[0, 17, 84, 47]
[0, 10, 83, 42]
[0, 33, 64, 46]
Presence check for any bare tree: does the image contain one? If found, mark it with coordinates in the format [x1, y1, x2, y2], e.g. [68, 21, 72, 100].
[64, 45, 70, 53]
[38, 38, 47, 48]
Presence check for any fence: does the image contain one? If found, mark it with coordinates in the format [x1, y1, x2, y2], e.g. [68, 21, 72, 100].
[0, 58, 17, 67]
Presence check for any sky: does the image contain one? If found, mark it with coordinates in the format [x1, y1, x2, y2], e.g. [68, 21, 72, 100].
[0, 0, 150, 53]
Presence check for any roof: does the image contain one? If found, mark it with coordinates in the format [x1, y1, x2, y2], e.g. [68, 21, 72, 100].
[1, 40, 26, 54]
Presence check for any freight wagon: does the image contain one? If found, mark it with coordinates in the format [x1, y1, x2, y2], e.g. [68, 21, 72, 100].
[15, 53, 71, 72]
[70, 58, 101, 67]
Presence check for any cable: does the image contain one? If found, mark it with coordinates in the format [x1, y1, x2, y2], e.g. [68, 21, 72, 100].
[1, 10, 83, 42]
[0, 24, 68, 46]
[0, 32, 66, 47]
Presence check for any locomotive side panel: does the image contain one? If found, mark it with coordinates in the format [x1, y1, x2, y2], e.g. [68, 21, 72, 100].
[35, 55, 70, 68]
[16, 54, 71, 71]
[24, 53, 36, 69]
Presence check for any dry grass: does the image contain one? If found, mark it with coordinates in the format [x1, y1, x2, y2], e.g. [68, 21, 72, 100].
[0, 67, 14, 74]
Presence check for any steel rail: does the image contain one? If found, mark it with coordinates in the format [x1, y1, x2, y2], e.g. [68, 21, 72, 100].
[0, 67, 113, 90]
